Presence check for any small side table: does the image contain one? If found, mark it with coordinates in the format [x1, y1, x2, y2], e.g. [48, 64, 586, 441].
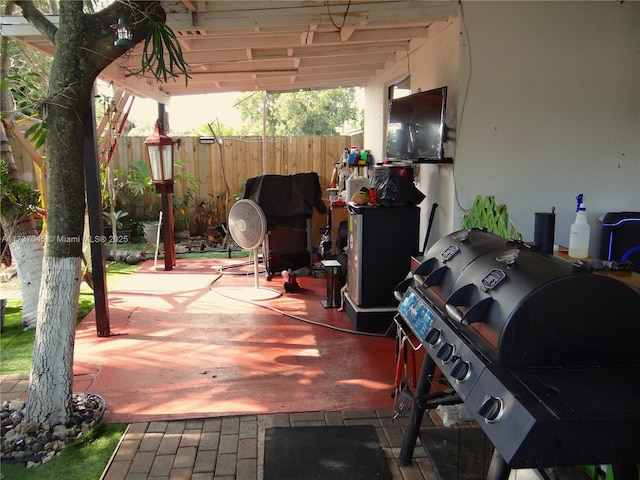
[320, 259, 342, 308]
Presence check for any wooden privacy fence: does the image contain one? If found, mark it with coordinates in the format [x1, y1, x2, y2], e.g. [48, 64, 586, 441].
[10, 134, 363, 225]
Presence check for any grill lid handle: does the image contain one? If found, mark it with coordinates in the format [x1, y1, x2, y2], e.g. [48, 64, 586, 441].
[414, 257, 436, 277]
[445, 299, 494, 325]
[445, 303, 465, 323]
[422, 265, 448, 288]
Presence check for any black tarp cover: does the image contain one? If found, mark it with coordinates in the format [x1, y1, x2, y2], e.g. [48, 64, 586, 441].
[242, 173, 328, 218]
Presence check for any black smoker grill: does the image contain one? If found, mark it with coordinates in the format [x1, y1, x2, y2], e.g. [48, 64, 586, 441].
[395, 229, 640, 480]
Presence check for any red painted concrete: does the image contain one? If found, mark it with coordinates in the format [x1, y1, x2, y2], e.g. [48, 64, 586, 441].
[73, 258, 398, 424]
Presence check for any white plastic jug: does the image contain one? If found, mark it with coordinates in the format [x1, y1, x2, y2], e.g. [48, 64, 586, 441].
[346, 172, 370, 203]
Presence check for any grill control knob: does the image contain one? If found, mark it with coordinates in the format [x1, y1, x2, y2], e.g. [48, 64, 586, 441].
[425, 328, 442, 346]
[451, 360, 471, 382]
[478, 396, 504, 423]
[436, 343, 455, 362]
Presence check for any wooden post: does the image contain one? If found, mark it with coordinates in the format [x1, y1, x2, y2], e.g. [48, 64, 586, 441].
[84, 90, 110, 336]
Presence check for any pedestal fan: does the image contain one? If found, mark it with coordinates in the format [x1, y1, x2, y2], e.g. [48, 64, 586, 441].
[224, 199, 281, 300]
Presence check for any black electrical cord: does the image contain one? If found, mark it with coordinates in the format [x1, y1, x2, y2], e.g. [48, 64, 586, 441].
[208, 262, 387, 338]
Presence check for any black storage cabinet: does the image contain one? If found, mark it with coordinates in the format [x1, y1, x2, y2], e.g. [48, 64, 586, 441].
[347, 204, 420, 308]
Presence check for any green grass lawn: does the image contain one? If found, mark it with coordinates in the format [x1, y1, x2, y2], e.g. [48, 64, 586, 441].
[1, 262, 139, 375]
[0, 300, 35, 374]
[119, 240, 251, 260]
[0, 261, 138, 479]
[0, 423, 127, 480]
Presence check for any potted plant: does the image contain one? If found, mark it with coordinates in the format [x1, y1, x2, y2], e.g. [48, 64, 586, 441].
[103, 210, 131, 243]
[120, 160, 160, 243]
[107, 160, 198, 244]
[101, 163, 151, 243]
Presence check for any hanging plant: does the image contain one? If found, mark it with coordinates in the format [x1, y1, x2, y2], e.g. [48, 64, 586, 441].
[127, 15, 190, 85]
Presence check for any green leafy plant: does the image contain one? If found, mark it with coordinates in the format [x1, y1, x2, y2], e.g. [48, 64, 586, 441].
[2, 70, 47, 117]
[172, 162, 198, 231]
[112, 161, 157, 221]
[124, 160, 154, 197]
[102, 209, 129, 230]
[461, 195, 522, 240]
[130, 16, 191, 85]
[0, 160, 41, 228]
[23, 120, 48, 150]
[173, 191, 193, 231]
[174, 161, 198, 189]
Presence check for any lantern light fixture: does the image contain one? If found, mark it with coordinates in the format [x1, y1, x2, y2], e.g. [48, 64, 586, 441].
[112, 17, 134, 48]
[144, 121, 175, 184]
[144, 120, 176, 271]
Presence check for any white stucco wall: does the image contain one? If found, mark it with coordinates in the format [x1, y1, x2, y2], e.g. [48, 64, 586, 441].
[364, 1, 640, 256]
[364, 17, 461, 251]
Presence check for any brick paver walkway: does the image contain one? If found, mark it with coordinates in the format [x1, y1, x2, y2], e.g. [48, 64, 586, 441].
[102, 410, 435, 480]
[1, 374, 436, 480]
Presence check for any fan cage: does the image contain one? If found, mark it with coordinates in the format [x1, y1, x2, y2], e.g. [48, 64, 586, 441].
[228, 199, 268, 250]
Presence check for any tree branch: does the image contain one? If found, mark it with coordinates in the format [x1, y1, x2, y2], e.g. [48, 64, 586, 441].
[13, 1, 187, 93]
[14, 0, 58, 46]
[77, 1, 166, 77]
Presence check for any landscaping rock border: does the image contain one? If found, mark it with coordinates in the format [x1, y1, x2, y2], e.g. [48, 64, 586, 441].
[0, 392, 105, 468]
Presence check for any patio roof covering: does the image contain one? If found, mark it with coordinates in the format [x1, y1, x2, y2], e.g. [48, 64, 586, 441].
[1, 0, 458, 102]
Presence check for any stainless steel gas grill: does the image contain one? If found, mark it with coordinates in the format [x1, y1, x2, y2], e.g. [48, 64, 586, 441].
[395, 229, 640, 480]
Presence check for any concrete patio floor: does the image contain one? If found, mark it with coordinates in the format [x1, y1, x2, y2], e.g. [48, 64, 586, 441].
[70, 257, 399, 424]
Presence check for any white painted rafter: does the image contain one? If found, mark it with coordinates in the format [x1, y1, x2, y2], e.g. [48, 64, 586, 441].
[0, 1, 457, 100]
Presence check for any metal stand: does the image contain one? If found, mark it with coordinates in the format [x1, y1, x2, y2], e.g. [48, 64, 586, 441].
[398, 355, 436, 465]
[320, 259, 342, 308]
[486, 450, 511, 480]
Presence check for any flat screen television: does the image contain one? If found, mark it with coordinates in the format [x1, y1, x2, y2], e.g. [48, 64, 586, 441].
[385, 86, 448, 163]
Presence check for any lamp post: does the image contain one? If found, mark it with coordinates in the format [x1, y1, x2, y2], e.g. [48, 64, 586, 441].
[144, 120, 176, 271]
